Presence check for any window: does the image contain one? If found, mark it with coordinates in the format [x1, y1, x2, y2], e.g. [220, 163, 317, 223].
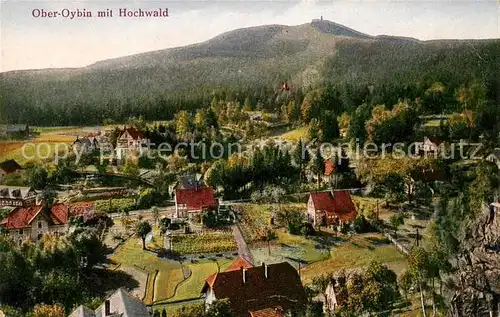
[19, 229, 23, 235]
[37, 221, 42, 229]
[37, 233, 43, 240]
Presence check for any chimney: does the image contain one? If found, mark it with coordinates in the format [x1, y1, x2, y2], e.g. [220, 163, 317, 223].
[242, 267, 247, 284]
[262, 262, 268, 278]
[104, 299, 111, 316]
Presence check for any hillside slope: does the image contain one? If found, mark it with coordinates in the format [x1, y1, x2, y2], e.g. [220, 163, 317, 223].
[1, 20, 499, 125]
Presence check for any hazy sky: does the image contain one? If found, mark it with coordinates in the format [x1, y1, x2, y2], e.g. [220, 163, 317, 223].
[1, 0, 499, 72]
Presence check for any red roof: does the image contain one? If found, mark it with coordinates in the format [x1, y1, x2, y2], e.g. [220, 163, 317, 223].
[68, 202, 95, 217]
[0, 203, 69, 229]
[309, 190, 357, 222]
[206, 257, 254, 287]
[201, 262, 307, 317]
[250, 307, 286, 317]
[175, 187, 218, 211]
[120, 126, 144, 140]
[225, 257, 254, 272]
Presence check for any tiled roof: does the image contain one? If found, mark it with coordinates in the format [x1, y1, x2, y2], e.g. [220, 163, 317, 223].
[202, 262, 307, 317]
[120, 126, 144, 140]
[175, 187, 218, 211]
[0, 203, 69, 229]
[225, 256, 254, 272]
[250, 307, 286, 317]
[309, 190, 357, 222]
[0, 160, 21, 174]
[0, 205, 43, 229]
[68, 202, 95, 217]
[206, 256, 254, 287]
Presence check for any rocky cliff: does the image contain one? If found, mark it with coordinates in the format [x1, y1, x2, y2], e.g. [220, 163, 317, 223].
[448, 207, 500, 317]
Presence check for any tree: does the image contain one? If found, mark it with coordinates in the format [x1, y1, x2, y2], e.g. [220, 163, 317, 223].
[136, 221, 152, 250]
[27, 166, 48, 189]
[205, 299, 235, 317]
[308, 118, 321, 140]
[151, 206, 160, 225]
[261, 228, 277, 255]
[39, 189, 57, 206]
[311, 149, 325, 188]
[121, 160, 140, 178]
[292, 139, 310, 181]
[202, 210, 218, 228]
[32, 304, 65, 317]
[389, 213, 405, 238]
[311, 273, 334, 308]
[175, 110, 193, 138]
[162, 308, 167, 317]
[243, 96, 252, 111]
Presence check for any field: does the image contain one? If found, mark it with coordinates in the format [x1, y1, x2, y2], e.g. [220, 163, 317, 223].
[276, 126, 308, 141]
[94, 198, 136, 214]
[300, 233, 408, 284]
[110, 236, 182, 304]
[171, 231, 237, 255]
[169, 261, 219, 301]
[154, 268, 185, 302]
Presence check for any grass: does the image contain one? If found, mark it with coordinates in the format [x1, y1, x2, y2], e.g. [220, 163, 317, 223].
[168, 261, 219, 302]
[152, 300, 205, 316]
[154, 268, 185, 302]
[171, 231, 237, 255]
[144, 270, 158, 305]
[278, 126, 308, 141]
[300, 233, 408, 284]
[111, 237, 181, 272]
[276, 231, 331, 263]
[1, 141, 72, 165]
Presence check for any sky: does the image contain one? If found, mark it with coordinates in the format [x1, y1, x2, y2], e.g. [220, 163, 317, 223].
[1, 0, 499, 72]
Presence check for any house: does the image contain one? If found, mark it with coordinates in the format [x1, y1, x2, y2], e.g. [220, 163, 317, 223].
[69, 288, 150, 317]
[0, 124, 30, 138]
[0, 203, 69, 243]
[201, 262, 307, 317]
[415, 137, 441, 156]
[73, 136, 99, 153]
[0, 186, 38, 207]
[307, 190, 357, 227]
[169, 174, 205, 196]
[485, 149, 500, 170]
[174, 187, 218, 218]
[115, 126, 150, 162]
[205, 257, 254, 287]
[0, 159, 22, 182]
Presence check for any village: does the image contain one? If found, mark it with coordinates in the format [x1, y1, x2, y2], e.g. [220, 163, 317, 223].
[1, 91, 499, 317]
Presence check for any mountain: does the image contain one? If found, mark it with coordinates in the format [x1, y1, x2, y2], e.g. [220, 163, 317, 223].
[1, 20, 499, 125]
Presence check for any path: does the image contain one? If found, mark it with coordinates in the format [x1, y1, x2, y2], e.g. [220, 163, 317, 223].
[232, 224, 254, 265]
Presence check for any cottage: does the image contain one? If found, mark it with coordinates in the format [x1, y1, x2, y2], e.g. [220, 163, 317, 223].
[0, 203, 69, 243]
[69, 288, 149, 317]
[201, 262, 307, 317]
[174, 187, 218, 218]
[0, 159, 21, 182]
[73, 136, 99, 153]
[307, 190, 357, 227]
[0, 186, 37, 207]
[115, 126, 150, 162]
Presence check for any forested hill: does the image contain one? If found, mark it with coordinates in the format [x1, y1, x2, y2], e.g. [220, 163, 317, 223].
[1, 19, 499, 126]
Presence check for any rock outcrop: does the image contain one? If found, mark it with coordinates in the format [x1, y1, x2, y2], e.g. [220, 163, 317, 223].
[448, 208, 500, 317]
